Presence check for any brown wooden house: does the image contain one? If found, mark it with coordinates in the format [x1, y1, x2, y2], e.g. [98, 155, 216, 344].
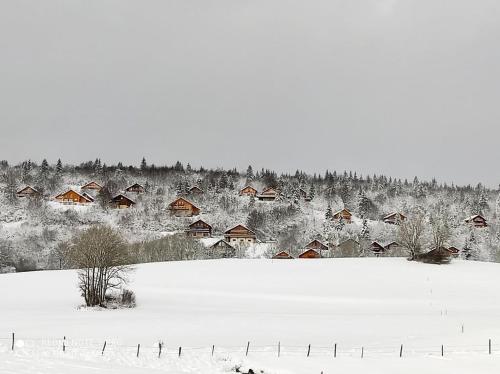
[189, 186, 204, 195]
[447, 246, 460, 256]
[384, 241, 401, 251]
[187, 219, 212, 238]
[465, 214, 487, 228]
[257, 187, 278, 201]
[168, 197, 200, 217]
[125, 183, 145, 193]
[383, 212, 406, 224]
[370, 241, 385, 255]
[272, 251, 294, 259]
[110, 194, 136, 209]
[208, 239, 236, 258]
[298, 249, 321, 259]
[305, 239, 328, 252]
[332, 208, 352, 223]
[224, 225, 256, 246]
[55, 189, 93, 204]
[239, 186, 258, 197]
[81, 181, 102, 191]
[16, 186, 40, 198]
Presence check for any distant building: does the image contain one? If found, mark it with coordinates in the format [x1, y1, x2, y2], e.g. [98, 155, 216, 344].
[305, 239, 328, 252]
[125, 183, 145, 193]
[383, 212, 406, 225]
[208, 239, 236, 258]
[257, 187, 278, 201]
[224, 225, 256, 246]
[465, 214, 487, 228]
[447, 246, 460, 257]
[16, 186, 40, 198]
[272, 251, 294, 259]
[332, 208, 352, 223]
[298, 249, 321, 259]
[81, 181, 102, 191]
[168, 197, 200, 217]
[188, 186, 204, 195]
[110, 194, 135, 209]
[370, 241, 386, 256]
[55, 189, 93, 204]
[384, 241, 401, 252]
[239, 186, 258, 197]
[187, 220, 212, 238]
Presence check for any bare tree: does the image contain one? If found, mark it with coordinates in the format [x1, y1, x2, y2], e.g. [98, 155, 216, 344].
[430, 215, 451, 250]
[398, 214, 426, 260]
[63, 225, 133, 307]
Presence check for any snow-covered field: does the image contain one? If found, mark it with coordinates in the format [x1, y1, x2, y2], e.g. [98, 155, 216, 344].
[1, 258, 500, 373]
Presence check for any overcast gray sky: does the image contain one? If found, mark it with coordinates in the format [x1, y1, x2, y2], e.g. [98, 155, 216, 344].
[0, 0, 499, 186]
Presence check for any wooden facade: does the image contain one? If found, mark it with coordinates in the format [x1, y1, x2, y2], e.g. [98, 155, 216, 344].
[298, 249, 321, 259]
[16, 186, 40, 198]
[110, 194, 135, 209]
[81, 181, 102, 191]
[383, 212, 406, 224]
[384, 241, 401, 251]
[126, 183, 145, 193]
[188, 186, 204, 195]
[224, 224, 256, 246]
[332, 208, 352, 223]
[239, 186, 258, 197]
[187, 219, 212, 238]
[257, 187, 278, 201]
[272, 251, 294, 259]
[305, 239, 328, 252]
[55, 189, 93, 204]
[208, 239, 236, 258]
[168, 197, 200, 217]
[465, 214, 487, 228]
[370, 241, 385, 255]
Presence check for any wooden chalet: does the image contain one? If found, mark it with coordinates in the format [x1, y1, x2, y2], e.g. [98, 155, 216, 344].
[272, 251, 294, 259]
[298, 249, 321, 259]
[208, 239, 236, 258]
[188, 186, 204, 195]
[257, 187, 278, 201]
[81, 181, 102, 191]
[416, 247, 452, 264]
[224, 224, 256, 246]
[305, 239, 328, 252]
[168, 197, 200, 217]
[465, 214, 487, 228]
[383, 212, 406, 224]
[187, 219, 212, 238]
[16, 186, 40, 198]
[370, 241, 385, 255]
[125, 183, 145, 193]
[110, 194, 135, 209]
[332, 208, 352, 223]
[447, 246, 460, 256]
[239, 186, 258, 197]
[384, 241, 401, 251]
[55, 189, 93, 204]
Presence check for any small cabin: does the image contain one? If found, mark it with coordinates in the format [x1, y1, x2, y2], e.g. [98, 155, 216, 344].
[168, 197, 200, 217]
[447, 246, 460, 256]
[332, 208, 352, 223]
[370, 241, 385, 255]
[125, 183, 145, 193]
[55, 189, 93, 204]
[208, 239, 236, 258]
[81, 181, 102, 191]
[384, 241, 401, 251]
[16, 186, 40, 198]
[239, 186, 258, 197]
[187, 219, 212, 238]
[224, 225, 256, 246]
[110, 194, 135, 209]
[189, 186, 204, 195]
[465, 214, 487, 228]
[383, 212, 406, 225]
[272, 251, 294, 259]
[305, 239, 328, 252]
[257, 187, 278, 201]
[298, 249, 321, 259]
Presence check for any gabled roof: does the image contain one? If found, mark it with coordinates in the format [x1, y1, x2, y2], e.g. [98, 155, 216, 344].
[383, 212, 406, 220]
[305, 239, 328, 250]
[240, 185, 257, 192]
[209, 239, 235, 250]
[16, 186, 39, 194]
[169, 197, 199, 209]
[188, 219, 212, 229]
[126, 183, 145, 190]
[371, 241, 385, 250]
[224, 224, 256, 235]
[272, 251, 294, 259]
[465, 214, 486, 222]
[81, 181, 102, 189]
[110, 194, 136, 204]
[298, 248, 320, 258]
[55, 189, 93, 202]
[333, 208, 352, 216]
[260, 187, 278, 194]
[189, 186, 204, 193]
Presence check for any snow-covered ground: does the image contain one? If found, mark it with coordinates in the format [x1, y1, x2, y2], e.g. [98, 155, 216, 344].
[1, 258, 500, 373]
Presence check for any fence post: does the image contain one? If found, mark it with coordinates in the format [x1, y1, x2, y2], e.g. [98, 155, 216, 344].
[441, 345, 444, 357]
[63, 336, 66, 352]
[361, 347, 364, 359]
[489, 339, 492, 355]
[307, 344, 311, 357]
[11, 333, 14, 351]
[334, 343, 337, 358]
[461, 324, 464, 334]
[158, 342, 162, 359]
[212, 345, 215, 357]
[246, 341, 250, 356]
[400, 344, 403, 358]
[102, 341, 106, 355]
[278, 341, 281, 358]
[137, 344, 140, 358]
[178, 346, 182, 357]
